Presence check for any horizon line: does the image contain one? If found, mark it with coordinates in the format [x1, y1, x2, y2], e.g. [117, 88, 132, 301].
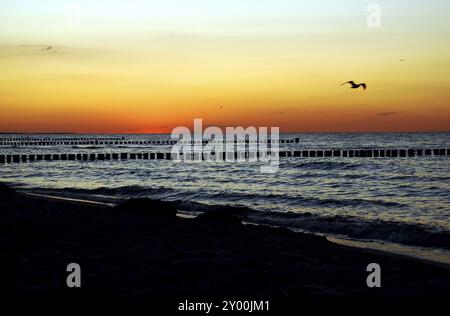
[1, 131, 449, 135]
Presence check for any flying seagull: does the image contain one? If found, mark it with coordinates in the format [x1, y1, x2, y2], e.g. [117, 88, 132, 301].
[341, 81, 367, 90]
[41, 46, 52, 51]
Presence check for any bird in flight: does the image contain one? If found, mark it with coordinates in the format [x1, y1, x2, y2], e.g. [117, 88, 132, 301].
[341, 81, 367, 90]
[41, 46, 52, 51]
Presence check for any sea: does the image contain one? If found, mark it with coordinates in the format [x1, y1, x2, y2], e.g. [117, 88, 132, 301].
[1, 132, 449, 264]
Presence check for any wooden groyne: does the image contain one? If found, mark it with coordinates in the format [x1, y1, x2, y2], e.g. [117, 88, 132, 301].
[1, 148, 449, 164]
[0, 137, 125, 141]
[0, 138, 300, 147]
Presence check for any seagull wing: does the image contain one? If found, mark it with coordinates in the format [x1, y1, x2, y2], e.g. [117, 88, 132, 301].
[360, 83, 367, 90]
[340, 81, 352, 86]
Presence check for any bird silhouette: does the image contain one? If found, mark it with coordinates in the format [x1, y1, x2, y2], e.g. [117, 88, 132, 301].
[341, 81, 367, 90]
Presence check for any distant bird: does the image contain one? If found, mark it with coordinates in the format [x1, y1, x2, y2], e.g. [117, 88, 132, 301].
[219, 106, 223, 110]
[41, 46, 52, 51]
[400, 58, 405, 62]
[341, 81, 367, 90]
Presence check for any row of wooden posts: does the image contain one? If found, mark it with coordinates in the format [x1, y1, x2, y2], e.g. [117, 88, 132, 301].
[0, 139, 301, 147]
[1, 148, 449, 164]
[0, 137, 125, 142]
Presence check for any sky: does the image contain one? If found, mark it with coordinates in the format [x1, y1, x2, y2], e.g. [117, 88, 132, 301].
[0, 0, 449, 133]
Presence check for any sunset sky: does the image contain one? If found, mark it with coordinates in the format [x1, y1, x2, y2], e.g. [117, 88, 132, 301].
[0, 0, 449, 133]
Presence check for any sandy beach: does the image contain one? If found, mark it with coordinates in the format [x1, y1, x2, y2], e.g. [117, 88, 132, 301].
[1, 182, 449, 306]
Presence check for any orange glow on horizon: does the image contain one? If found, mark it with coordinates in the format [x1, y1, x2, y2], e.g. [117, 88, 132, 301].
[1, 1, 449, 133]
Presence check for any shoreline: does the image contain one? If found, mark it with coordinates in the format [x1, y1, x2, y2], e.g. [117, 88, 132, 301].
[1, 183, 449, 297]
[16, 189, 450, 266]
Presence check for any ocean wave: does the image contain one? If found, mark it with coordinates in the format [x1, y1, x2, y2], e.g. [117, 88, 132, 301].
[289, 161, 363, 171]
[41, 185, 405, 209]
[387, 175, 450, 182]
[36, 185, 176, 198]
[204, 190, 405, 209]
[243, 210, 450, 250]
[164, 198, 450, 250]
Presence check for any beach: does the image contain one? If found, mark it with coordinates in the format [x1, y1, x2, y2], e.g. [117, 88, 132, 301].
[2, 0, 450, 311]
[1, 182, 449, 302]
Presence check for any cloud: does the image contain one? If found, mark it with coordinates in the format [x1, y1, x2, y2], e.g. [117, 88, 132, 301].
[377, 112, 399, 117]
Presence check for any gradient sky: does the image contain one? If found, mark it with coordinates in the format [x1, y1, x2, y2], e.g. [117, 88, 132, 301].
[0, 0, 449, 133]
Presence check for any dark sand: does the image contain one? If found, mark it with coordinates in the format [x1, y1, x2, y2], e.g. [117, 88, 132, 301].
[0, 183, 449, 306]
